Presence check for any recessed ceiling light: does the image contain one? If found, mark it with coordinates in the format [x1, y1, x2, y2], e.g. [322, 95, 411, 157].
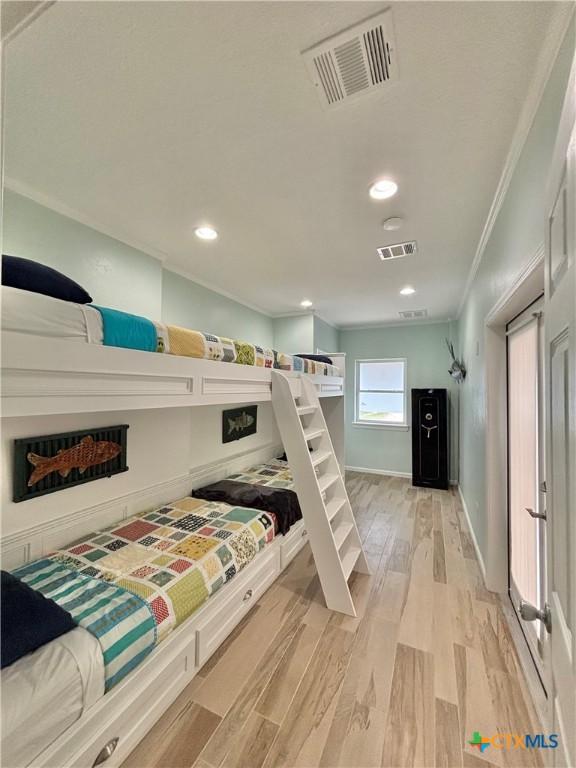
[195, 226, 218, 240]
[300, 299, 313, 308]
[369, 179, 398, 200]
[400, 286, 415, 296]
[382, 216, 404, 231]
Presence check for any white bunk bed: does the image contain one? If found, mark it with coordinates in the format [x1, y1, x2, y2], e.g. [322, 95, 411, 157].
[0, 303, 346, 768]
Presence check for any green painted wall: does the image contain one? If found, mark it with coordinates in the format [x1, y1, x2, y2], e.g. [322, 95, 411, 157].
[3, 190, 163, 317]
[457, 22, 574, 560]
[161, 269, 273, 347]
[313, 315, 339, 353]
[272, 315, 314, 354]
[340, 322, 458, 479]
[2, 190, 274, 345]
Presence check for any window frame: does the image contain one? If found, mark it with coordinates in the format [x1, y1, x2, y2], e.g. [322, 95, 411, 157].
[354, 358, 408, 428]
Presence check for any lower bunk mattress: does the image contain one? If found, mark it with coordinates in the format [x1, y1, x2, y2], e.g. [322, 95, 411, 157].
[3, 497, 275, 765]
[1, 627, 104, 768]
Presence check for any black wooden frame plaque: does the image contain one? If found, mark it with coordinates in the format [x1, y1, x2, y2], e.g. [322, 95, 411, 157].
[13, 425, 129, 502]
[222, 405, 258, 443]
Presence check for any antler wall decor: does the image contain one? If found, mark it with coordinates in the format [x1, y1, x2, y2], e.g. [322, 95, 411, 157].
[446, 339, 466, 382]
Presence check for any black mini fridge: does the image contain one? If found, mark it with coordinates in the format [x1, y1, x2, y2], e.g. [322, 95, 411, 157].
[411, 388, 449, 490]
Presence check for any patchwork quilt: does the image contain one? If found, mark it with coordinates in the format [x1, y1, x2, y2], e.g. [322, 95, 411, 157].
[46, 497, 275, 643]
[13, 497, 274, 690]
[90, 307, 339, 375]
[228, 459, 295, 490]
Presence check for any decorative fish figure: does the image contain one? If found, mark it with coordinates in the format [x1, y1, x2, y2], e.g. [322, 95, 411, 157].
[27, 436, 122, 486]
[228, 412, 255, 435]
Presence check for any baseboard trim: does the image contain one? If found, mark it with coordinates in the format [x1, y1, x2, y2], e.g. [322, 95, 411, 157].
[457, 485, 487, 582]
[345, 465, 412, 478]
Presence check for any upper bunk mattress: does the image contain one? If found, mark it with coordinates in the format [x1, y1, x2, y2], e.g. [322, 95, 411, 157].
[2, 285, 103, 342]
[1, 287, 339, 376]
[1, 627, 104, 768]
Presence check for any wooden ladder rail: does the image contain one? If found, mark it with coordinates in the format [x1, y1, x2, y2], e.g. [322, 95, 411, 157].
[271, 371, 370, 616]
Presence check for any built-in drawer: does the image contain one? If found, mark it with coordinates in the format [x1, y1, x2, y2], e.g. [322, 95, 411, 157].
[32, 627, 196, 768]
[195, 547, 280, 667]
[50, 646, 191, 768]
[280, 522, 308, 569]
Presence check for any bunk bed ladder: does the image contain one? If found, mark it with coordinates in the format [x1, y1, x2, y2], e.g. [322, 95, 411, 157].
[271, 371, 370, 616]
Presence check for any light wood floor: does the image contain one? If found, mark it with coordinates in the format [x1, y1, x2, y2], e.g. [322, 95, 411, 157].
[122, 473, 542, 768]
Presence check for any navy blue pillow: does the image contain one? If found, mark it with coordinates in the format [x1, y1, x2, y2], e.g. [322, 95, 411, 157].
[1, 570, 76, 668]
[2, 255, 93, 303]
[295, 353, 333, 365]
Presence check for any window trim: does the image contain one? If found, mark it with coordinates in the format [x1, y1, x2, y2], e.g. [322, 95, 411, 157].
[354, 357, 408, 428]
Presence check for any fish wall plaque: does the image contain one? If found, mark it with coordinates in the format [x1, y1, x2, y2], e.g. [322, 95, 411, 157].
[13, 425, 129, 502]
[222, 405, 257, 443]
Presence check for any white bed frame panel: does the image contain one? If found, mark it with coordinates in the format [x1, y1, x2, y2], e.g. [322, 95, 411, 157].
[0, 335, 345, 767]
[1, 332, 345, 416]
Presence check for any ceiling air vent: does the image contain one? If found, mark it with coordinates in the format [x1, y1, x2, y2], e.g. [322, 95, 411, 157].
[399, 309, 428, 320]
[302, 9, 398, 110]
[377, 241, 417, 261]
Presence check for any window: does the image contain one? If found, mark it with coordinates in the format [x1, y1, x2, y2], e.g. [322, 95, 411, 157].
[355, 358, 407, 426]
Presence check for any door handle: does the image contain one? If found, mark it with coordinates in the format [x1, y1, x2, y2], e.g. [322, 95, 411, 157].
[518, 599, 551, 634]
[525, 507, 547, 521]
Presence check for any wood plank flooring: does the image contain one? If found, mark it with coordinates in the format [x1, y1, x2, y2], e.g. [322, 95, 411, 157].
[122, 473, 541, 768]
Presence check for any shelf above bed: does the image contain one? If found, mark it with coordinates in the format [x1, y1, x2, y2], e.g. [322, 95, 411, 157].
[1, 332, 345, 417]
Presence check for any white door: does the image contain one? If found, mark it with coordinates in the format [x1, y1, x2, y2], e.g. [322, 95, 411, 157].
[508, 298, 546, 681]
[544, 54, 575, 768]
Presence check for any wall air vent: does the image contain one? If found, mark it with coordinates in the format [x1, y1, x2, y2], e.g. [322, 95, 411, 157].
[302, 9, 398, 110]
[399, 309, 428, 320]
[377, 241, 417, 261]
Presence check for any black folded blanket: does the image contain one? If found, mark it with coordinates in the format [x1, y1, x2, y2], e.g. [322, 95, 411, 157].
[1, 570, 76, 668]
[192, 480, 302, 535]
[295, 353, 333, 365]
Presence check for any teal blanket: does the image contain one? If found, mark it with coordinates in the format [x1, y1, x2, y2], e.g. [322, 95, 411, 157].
[13, 559, 157, 691]
[93, 305, 157, 352]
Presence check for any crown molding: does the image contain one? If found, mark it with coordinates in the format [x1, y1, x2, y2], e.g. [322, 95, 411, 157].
[2, 1, 55, 45]
[312, 312, 341, 331]
[339, 317, 452, 332]
[5, 178, 171, 263]
[457, 5, 574, 318]
[4, 179, 274, 319]
[272, 310, 314, 320]
[161, 263, 273, 319]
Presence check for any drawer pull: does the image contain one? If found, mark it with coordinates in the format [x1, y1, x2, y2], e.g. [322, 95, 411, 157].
[243, 589, 253, 602]
[93, 738, 119, 766]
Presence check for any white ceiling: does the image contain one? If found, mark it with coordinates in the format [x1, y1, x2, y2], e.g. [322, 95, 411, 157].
[3, 1, 563, 326]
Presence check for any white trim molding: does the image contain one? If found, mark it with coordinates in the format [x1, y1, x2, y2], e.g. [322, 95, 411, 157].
[482, 244, 545, 593]
[457, 5, 574, 317]
[354, 357, 408, 428]
[457, 484, 487, 583]
[345, 465, 411, 479]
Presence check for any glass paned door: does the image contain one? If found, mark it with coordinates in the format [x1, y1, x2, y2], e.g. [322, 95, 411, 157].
[507, 298, 546, 674]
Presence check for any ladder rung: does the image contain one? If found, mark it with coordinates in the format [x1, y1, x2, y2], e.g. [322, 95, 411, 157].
[341, 545, 361, 581]
[318, 473, 339, 494]
[303, 427, 325, 441]
[297, 405, 318, 416]
[326, 497, 346, 522]
[333, 521, 354, 550]
[311, 450, 331, 468]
